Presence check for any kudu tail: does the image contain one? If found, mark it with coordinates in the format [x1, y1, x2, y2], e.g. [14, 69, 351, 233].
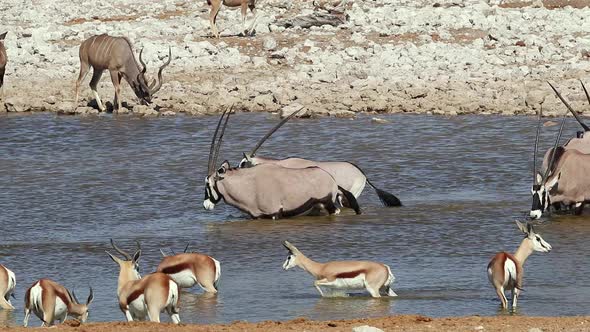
[338, 186, 361, 215]
[366, 179, 402, 207]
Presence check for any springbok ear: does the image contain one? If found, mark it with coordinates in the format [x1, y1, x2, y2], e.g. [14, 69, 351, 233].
[0, 32, 6, 41]
[515, 220, 529, 234]
[283, 241, 300, 255]
[526, 223, 535, 235]
[106, 251, 121, 264]
[132, 250, 142, 263]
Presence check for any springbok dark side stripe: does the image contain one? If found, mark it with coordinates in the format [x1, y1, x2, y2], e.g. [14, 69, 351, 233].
[335, 270, 366, 279]
[159, 262, 192, 275]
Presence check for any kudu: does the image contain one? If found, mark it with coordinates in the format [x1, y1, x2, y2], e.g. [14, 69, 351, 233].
[0, 32, 7, 99]
[75, 34, 171, 111]
[237, 109, 402, 207]
[157, 243, 221, 293]
[0, 264, 15, 310]
[106, 240, 181, 323]
[487, 221, 551, 310]
[23, 279, 93, 327]
[203, 108, 361, 219]
[282, 241, 396, 298]
[208, 0, 258, 38]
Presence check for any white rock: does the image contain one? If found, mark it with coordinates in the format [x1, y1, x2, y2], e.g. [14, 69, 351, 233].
[352, 326, 384, 332]
[262, 36, 277, 51]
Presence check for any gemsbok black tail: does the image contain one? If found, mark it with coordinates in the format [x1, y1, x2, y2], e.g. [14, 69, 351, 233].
[338, 186, 361, 215]
[367, 179, 402, 207]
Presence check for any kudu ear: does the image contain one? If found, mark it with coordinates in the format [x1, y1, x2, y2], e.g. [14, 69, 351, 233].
[0, 32, 6, 40]
[515, 220, 529, 235]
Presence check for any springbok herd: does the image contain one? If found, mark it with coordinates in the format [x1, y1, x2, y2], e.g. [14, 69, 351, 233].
[1, 2, 590, 325]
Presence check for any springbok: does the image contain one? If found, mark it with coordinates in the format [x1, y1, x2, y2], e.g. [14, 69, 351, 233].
[487, 221, 551, 310]
[106, 240, 181, 323]
[0, 264, 15, 310]
[282, 241, 396, 298]
[237, 109, 402, 207]
[74, 34, 171, 111]
[207, 0, 258, 38]
[0, 32, 7, 99]
[203, 109, 361, 219]
[23, 279, 93, 327]
[157, 245, 221, 293]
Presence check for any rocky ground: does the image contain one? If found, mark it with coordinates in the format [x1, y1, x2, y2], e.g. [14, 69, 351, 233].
[1, 0, 590, 117]
[2, 315, 590, 332]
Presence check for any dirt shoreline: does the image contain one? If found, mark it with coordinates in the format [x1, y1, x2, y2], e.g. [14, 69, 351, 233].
[1, 315, 589, 332]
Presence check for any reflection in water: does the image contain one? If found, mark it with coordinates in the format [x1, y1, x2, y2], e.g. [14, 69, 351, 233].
[1, 113, 590, 325]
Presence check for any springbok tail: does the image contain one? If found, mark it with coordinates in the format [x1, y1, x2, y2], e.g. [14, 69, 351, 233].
[367, 179, 402, 207]
[212, 258, 222, 291]
[384, 264, 397, 297]
[338, 186, 361, 214]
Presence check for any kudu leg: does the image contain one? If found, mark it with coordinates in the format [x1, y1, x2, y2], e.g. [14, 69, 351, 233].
[74, 63, 90, 109]
[209, 0, 222, 38]
[109, 70, 122, 111]
[240, 2, 248, 35]
[89, 69, 105, 111]
[246, 5, 258, 35]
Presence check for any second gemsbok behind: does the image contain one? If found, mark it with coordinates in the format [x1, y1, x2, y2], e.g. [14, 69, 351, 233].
[282, 241, 396, 298]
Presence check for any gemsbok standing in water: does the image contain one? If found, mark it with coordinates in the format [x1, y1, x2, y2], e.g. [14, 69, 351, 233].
[23, 279, 93, 327]
[203, 108, 361, 219]
[157, 244, 221, 293]
[0, 32, 7, 99]
[207, 0, 258, 38]
[282, 241, 396, 298]
[237, 109, 402, 207]
[487, 221, 551, 310]
[74, 34, 171, 111]
[0, 264, 15, 310]
[106, 240, 181, 323]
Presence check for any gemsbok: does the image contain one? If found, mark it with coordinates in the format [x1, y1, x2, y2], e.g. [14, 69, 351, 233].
[106, 240, 181, 323]
[157, 246, 221, 293]
[74, 34, 171, 111]
[0, 264, 15, 310]
[0, 32, 7, 99]
[207, 0, 258, 38]
[203, 109, 361, 218]
[237, 109, 402, 207]
[282, 241, 396, 298]
[487, 221, 551, 310]
[23, 279, 93, 327]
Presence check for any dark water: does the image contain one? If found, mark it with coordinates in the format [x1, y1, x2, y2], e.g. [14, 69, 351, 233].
[0, 112, 589, 326]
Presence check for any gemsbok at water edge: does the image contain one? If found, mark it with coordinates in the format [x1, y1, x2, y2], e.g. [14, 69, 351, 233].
[203, 109, 361, 219]
[0, 32, 7, 99]
[23, 279, 93, 327]
[106, 240, 181, 323]
[0, 264, 16, 310]
[74, 34, 171, 111]
[237, 109, 402, 207]
[157, 245, 221, 293]
[282, 241, 396, 298]
[487, 221, 551, 310]
[207, 0, 258, 38]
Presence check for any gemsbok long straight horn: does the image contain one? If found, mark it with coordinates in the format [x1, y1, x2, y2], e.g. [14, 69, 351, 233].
[157, 244, 221, 293]
[0, 264, 15, 310]
[106, 239, 181, 323]
[238, 109, 402, 207]
[23, 279, 93, 327]
[203, 109, 361, 219]
[74, 34, 171, 111]
[0, 32, 7, 100]
[487, 221, 551, 310]
[282, 241, 397, 297]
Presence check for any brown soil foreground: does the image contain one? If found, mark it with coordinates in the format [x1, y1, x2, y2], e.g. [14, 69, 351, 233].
[2, 315, 590, 332]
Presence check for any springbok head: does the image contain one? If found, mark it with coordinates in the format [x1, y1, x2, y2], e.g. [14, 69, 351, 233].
[106, 239, 142, 279]
[67, 287, 94, 323]
[515, 221, 552, 253]
[203, 107, 234, 211]
[282, 241, 302, 270]
[133, 47, 172, 105]
[238, 107, 304, 168]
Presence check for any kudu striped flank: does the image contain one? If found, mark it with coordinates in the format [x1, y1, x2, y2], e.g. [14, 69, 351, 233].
[0, 32, 7, 99]
[23, 279, 93, 327]
[0, 264, 16, 310]
[208, 0, 258, 38]
[75, 34, 171, 111]
[106, 240, 181, 324]
[157, 243, 221, 293]
[282, 241, 396, 297]
[487, 221, 551, 310]
[203, 108, 361, 219]
[237, 108, 402, 207]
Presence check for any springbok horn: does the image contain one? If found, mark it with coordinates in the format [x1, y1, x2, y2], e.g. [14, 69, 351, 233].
[183, 242, 191, 253]
[249, 107, 304, 157]
[110, 239, 132, 260]
[160, 249, 168, 257]
[87, 287, 94, 304]
[138, 48, 147, 74]
[70, 288, 80, 304]
[207, 109, 229, 175]
[149, 47, 172, 95]
[135, 240, 141, 253]
[212, 105, 234, 171]
[532, 105, 543, 185]
[548, 81, 590, 131]
[543, 101, 569, 181]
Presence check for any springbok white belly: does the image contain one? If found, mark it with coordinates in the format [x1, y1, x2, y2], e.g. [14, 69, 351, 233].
[503, 258, 517, 289]
[322, 275, 366, 290]
[169, 269, 197, 288]
[54, 296, 68, 322]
